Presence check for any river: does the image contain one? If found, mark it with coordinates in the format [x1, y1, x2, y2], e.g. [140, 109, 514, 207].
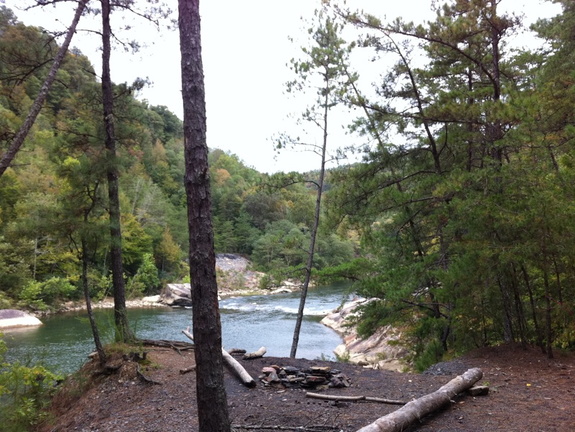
[4, 283, 352, 375]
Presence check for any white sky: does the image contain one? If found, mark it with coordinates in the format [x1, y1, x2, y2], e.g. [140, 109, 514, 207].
[3, 0, 561, 173]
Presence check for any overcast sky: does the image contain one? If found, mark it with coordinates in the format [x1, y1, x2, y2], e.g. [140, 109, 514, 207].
[5, 0, 561, 173]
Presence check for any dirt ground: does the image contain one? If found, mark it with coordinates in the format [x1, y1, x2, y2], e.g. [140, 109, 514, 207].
[36, 343, 575, 432]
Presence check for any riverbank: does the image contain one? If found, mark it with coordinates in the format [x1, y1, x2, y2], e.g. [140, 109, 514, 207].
[57, 294, 413, 371]
[28, 290, 412, 371]
[0, 309, 43, 329]
[43, 254, 298, 313]
[321, 298, 413, 372]
[36, 343, 575, 432]
[7, 251, 409, 369]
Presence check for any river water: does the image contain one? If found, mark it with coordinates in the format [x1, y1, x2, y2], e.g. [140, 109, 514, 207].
[4, 284, 352, 375]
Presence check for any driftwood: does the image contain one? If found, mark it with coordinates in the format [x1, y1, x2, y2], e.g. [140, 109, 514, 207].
[243, 346, 267, 360]
[306, 392, 406, 405]
[222, 349, 257, 387]
[357, 368, 483, 432]
[181, 329, 256, 388]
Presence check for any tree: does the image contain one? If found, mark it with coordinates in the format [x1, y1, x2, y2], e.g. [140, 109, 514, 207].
[284, 7, 355, 358]
[328, 0, 568, 367]
[0, 0, 88, 177]
[178, 1, 230, 431]
[100, 0, 134, 343]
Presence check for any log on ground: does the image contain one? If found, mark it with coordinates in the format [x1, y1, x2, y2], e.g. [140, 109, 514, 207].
[243, 346, 267, 360]
[357, 367, 483, 432]
[182, 329, 256, 387]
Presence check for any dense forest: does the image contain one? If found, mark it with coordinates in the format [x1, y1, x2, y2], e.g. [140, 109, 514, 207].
[0, 5, 355, 306]
[2, 0, 575, 372]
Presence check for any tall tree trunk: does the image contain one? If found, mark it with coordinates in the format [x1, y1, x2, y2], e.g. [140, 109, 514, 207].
[178, 1, 230, 431]
[0, 0, 89, 178]
[101, 0, 133, 343]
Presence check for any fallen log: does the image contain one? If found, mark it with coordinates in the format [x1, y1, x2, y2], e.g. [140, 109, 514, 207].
[306, 392, 406, 405]
[182, 329, 256, 388]
[356, 367, 483, 432]
[221, 348, 257, 387]
[243, 346, 267, 360]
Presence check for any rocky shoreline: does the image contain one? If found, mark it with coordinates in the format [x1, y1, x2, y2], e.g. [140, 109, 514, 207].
[321, 299, 412, 372]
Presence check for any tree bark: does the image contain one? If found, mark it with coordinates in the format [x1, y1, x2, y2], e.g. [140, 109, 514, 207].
[357, 368, 483, 432]
[178, 1, 231, 430]
[100, 0, 134, 343]
[0, 0, 88, 178]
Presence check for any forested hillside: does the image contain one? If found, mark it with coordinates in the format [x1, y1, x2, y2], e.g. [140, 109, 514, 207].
[0, 6, 355, 312]
[2, 0, 575, 370]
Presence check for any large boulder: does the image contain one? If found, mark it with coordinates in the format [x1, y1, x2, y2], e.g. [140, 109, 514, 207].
[0, 309, 43, 329]
[160, 284, 192, 307]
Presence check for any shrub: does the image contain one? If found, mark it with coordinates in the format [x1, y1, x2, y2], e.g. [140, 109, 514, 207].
[0, 336, 62, 431]
[19, 277, 77, 310]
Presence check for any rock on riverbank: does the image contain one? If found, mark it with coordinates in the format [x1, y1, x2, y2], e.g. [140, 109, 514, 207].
[321, 299, 412, 372]
[160, 254, 296, 306]
[0, 309, 43, 329]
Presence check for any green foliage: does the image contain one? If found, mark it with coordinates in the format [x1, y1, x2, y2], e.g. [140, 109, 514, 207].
[0, 335, 62, 431]
[127, 253, 160, 297]
[315, 258, 373, 285]
[251, 220, 308, 271]
[323, 0, 575, 365]
[413, 339, 445, 373]
[18, 277, 77, 311]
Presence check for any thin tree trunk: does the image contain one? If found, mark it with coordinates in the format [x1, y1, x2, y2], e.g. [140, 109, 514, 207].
[543, 269, 554, 359]
[510, 265, 527, 347]
[497, 274, 514, 343]
[178, 1, 231, 430]
[0, 0, 89, 178]
[290, 89, 328, 359]
[81, 236, 106, 364]
[520, 264, 544, 352]
[552, 256, 563, 303]
[101, 0, 133, 343]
